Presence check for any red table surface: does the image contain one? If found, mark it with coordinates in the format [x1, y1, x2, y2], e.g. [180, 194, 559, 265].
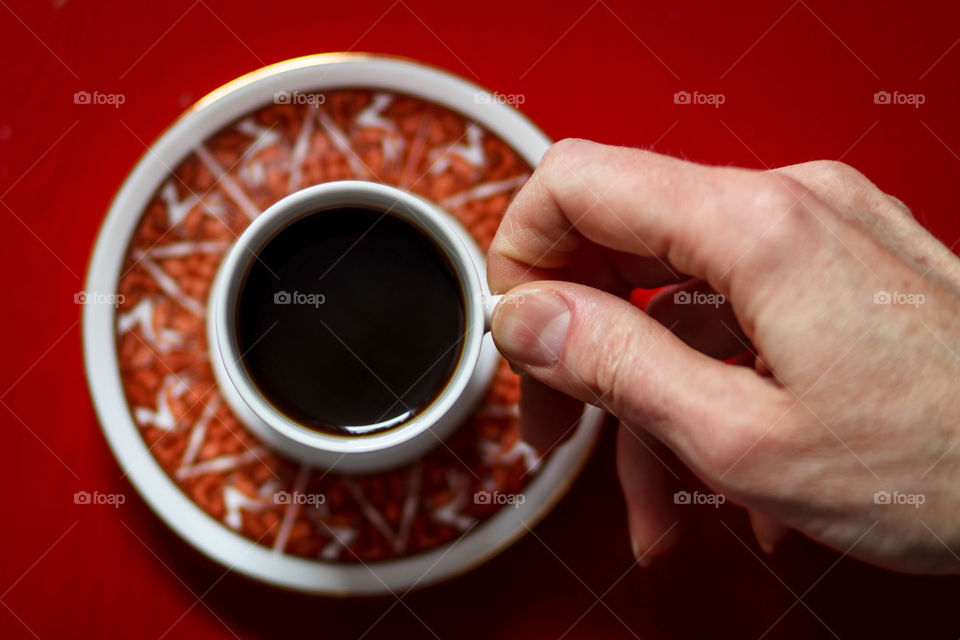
[3, 0, 960, 638]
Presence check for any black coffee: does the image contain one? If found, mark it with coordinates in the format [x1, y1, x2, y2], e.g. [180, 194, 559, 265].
[236, 207, 466, 436]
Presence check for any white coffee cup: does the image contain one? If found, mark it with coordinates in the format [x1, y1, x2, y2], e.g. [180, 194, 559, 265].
[208, 181, 501, 473]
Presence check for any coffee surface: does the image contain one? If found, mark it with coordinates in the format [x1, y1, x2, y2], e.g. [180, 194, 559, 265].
[236, 207, 465, 436]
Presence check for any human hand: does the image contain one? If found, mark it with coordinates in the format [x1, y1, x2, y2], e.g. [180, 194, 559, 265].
[488, 139, 960, 574]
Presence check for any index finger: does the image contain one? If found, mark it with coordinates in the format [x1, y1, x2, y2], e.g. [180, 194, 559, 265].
[487, 139, 817, 297]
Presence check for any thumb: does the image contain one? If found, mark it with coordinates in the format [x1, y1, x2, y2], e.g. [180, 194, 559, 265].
[490, 282, 781, 468]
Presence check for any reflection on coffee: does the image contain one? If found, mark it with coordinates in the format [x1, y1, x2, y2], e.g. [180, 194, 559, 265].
[236, 207, 465, 436]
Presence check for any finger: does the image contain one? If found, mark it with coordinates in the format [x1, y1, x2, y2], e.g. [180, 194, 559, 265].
[488, 138, 820, 299]
[748, 509, 791, 554]
[519, 375, 586, 453]
[645, 281, 749, 359]
[617, 423, 683, 564]
[491, 281, 786, 470]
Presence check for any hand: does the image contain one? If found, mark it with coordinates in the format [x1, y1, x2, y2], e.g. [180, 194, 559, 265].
[487, 138, 960, 574]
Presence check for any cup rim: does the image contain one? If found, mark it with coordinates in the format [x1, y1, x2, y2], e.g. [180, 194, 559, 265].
[212, 180, 488, 455]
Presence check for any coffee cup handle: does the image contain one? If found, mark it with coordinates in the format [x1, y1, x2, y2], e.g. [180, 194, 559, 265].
[482, 294, 503, 333]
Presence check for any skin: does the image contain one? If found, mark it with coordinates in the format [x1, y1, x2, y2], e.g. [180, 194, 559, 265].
[487, 138, 960, 574]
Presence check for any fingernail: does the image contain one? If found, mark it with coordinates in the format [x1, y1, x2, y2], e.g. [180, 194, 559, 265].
[749, 513, 788, 555]
[493, 290, 571, 368]
[754, 527, 782, 555]
[632, 537, 652, 567]
[757, 535, 776, 555]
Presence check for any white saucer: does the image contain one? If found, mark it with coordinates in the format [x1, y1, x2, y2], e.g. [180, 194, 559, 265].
[82, 54, 604, 595]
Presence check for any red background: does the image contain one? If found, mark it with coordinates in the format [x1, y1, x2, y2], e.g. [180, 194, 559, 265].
[3, 0, 960, 638]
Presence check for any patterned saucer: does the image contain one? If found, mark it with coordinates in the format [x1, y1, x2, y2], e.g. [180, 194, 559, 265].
[82, 54, 604, 595]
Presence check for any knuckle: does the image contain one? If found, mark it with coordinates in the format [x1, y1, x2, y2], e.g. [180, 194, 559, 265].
[536, 139, 587, 207]
[883, 192, 915, 219]
[591, 310, 637, 396]
[692, 430, 751, 479]
[671, 410, 765, 483]
[743, 174, 821, 258]
[536, 139, 609, 236]
[693, 394, 797, 483]
[811, 160, 868, 187]
[588, 311, 659, 419]
[539, 138, 585, 176]
[806, 161, 915, 224]
[749, 173, 806, 214]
